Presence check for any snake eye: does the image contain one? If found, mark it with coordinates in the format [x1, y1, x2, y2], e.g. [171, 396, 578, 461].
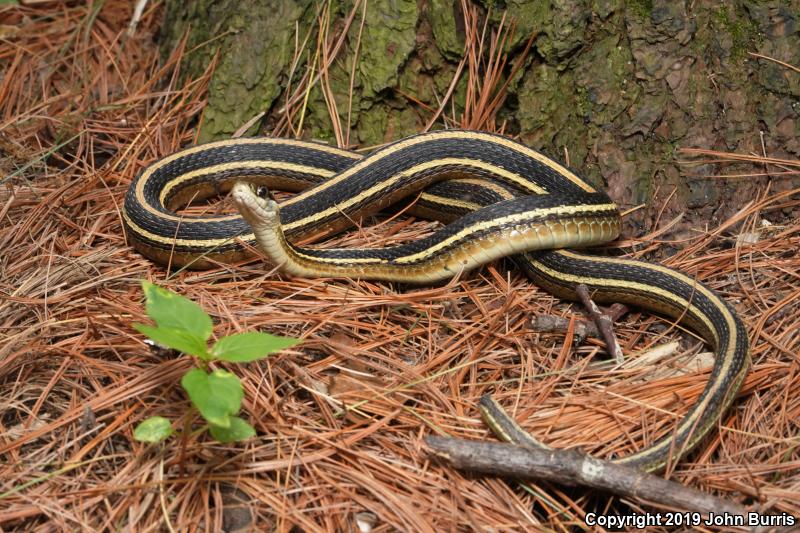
[256, 186, 269, 199]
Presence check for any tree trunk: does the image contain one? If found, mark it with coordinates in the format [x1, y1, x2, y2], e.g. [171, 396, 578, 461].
[161, 0, 800, 226]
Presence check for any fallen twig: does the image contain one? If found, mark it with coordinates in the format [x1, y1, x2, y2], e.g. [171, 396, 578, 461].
[425, 436, 768, 531]
[576, 284, 624, 363]
[532, 303, 630, 345]
[531, 314, 599, 342]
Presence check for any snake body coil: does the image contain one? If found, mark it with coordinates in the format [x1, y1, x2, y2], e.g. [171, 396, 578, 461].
[123, 130, 749, 472]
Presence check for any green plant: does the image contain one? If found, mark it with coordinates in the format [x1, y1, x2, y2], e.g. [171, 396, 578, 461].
[132, 281, 300, 443]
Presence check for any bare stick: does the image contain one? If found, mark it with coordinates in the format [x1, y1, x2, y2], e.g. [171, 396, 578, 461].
[532, 302, 630, 344]
[576, 284, 624, 363]
[531, 314, 599, 343]
[608, 303, 630, 321]
[425, 436, 765, 530]
[126, 0, 149, 38]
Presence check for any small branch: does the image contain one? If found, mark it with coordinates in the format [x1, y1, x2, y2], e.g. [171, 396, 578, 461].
[425, 436, 759, 529]
[475, 397, 791, 532]
[531, 314, 598, 343]
[126, 0, 149, 38]
[576, 284, 624, 363]
[532, 304, 630, 346]
[607, 303, 631, 321]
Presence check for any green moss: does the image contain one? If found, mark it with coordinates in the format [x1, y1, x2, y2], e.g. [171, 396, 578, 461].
[627, 0, 653, 19]
[592, 0, 620, 19]
[358, 0, 419, 98]
[427, 0, 462, 60]
[356, 105, 389, 145]
[574, 35, 636, 125]
[398, 56, 434, 105]
[162, 0, 313, 142]
[497, 0, 589, 64]
[517, 63, 571, 132]
[298, 0, 421, 143]
[485, 0, 549, 51]
[394, 107, 421, 138]
[714, 6, 759, 61]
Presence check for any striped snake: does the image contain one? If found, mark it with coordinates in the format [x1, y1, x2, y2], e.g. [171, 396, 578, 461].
[123, 130, 749, 472]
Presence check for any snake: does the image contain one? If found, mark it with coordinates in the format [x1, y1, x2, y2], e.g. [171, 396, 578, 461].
[123, 130, 749, 472]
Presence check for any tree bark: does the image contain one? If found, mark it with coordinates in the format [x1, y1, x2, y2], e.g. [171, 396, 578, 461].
[161, 0, 800, 225]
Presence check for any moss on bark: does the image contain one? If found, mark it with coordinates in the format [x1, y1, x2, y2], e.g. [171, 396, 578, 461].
[163, 0, 314, 142]
[161, 0, 800, 224]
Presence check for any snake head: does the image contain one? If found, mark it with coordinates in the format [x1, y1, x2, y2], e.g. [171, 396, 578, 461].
[231, 181, 279, 227]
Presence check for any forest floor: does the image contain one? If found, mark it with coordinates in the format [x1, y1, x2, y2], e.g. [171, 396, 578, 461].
[1, 2, 798, 531]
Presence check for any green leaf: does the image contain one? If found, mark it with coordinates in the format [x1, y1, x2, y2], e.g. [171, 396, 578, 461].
[134, 323, 209, 359]
[133, 416, 173, 443]
[141, 280, 213, 341]
[181, 368, 243, 428]
[209, 416, 256, 443]
[211, 332, 300, 362]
